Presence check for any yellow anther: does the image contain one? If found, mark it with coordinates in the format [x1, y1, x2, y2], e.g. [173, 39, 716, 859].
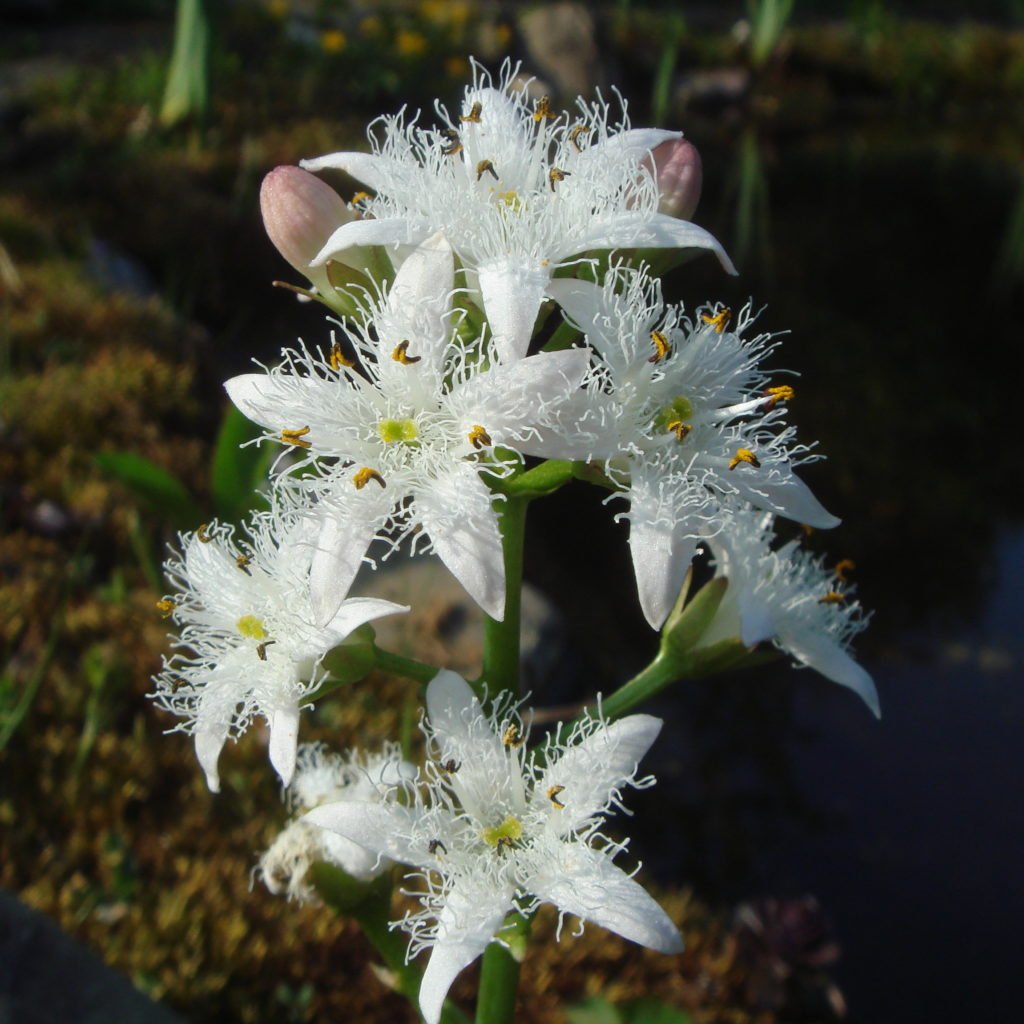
[819, 591, 847, 605]
[461, 101, 483, 123]
[729, 448, 761, 470]
[256, 640, 276, 660]
[440, 128, 462, 156]
[197, 523, 212, 543]
[547, 785, 566, 809]
[353, 467, 386, 490]
[482, 815, 523, 848]
[766, 384, 794, 403]
[834, 559, 856, 582]
[476, 159, 498, 181]
[236, 614, 267, 640]
[548, 166, 569, 191]
[330, 341, 354, 371]
[235, 554, 251, 573]
[350, 190, 372, 205]
[533, 95, 555, 121]
[702, 307, 732, 333]
[281, 426, 312, 449]
[468, 424, 492, 450]
[667, 419, 692, 442]
[391, 339, 421, 364]
[502, 723, 524, 749]
[156, 598, 176, 618]
[569, 123, 592, 151]
[648, 329, 672, 363]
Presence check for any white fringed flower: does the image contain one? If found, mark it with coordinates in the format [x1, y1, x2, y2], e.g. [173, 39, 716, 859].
[259, 741, 417, 901]
[304, 671, 681, 1024]
[225, 232, 589, 624]
[545, 265, 839, 630]
[700, 508, 879, 716]
[152, 510, 407, 791]
[301, 60, 734, 363]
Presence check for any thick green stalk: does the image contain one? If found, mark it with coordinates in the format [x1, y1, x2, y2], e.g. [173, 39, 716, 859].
[482, 496, 527, 697]
[598, 651, 681, 721]
[475, 942, 522, 1024]
[373, 647, 441, 685]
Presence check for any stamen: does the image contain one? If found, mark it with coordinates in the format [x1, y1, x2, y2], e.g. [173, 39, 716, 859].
[391, 339, 421, 364]
[801, 524, 815, 537]
[729, 448, 761, 470]
[439, 758, 460, 774]
[330, 341, 354, 370]
[350, 191, 372, 205]
[440, 128, 462, 157]
[766, 384, 794, 403]
[256, 640, 277, 660]
[353, 467, 386, 490]
[468, 424, 492, 449]
[701, 307, 732, 333]
[548, 167, 569, 191]
[476, 159, 498, 181]
[281, 426, 312, 449]
[428, 838, 447, 856]
[667, 419, 692, 442]
[533, 95, 555, 121]
[569, 123, 592, 151]
[236, 554, 251, 574]
[547, 785, 566, 809]
[648, 329, 672, 362]
[502, 723, 524, 749]
[461, 101, 483, 123]
[834, 559, 856, 582]
[156, 598, 176, 618]
[197, 523, 212, 544]
[819, 591, 846, 605]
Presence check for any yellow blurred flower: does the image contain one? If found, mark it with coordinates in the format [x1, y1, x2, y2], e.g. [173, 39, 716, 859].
[395, 29, 428, 57]
[321, 28, 347, 54]
[445, 55, 468, 79]
[268, 0, 288, 19]
[360, 15, 382, 38]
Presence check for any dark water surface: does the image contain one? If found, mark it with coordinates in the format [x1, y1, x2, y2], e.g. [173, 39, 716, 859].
[526, 120, 1024, 1023]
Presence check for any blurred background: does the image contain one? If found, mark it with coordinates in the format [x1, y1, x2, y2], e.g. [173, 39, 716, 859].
[1, 1, 1022, 1022]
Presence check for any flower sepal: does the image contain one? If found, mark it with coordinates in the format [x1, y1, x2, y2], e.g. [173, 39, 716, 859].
[314, 624, 378, 691]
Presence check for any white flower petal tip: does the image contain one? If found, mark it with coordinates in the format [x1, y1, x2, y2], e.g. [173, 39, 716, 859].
[425, 669, 479, 725]
[269, 706, 300, 787]
[477, 259, 550, 363]
[195, 726, 226, 794]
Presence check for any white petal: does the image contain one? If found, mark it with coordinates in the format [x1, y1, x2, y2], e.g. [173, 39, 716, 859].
[309, 510, 379, 628]
[224, 373, 292, 431]
[731, 471, 840, 530]
[780, 629, 881, 717]
[419, 884, 512, 1024]
[629, 515, 700, 630]
[195, 717, 230, 794]
[323, 596, 409, 642]
[737, 589, 776, 648]
[303, 801, 439, 869]
[544, 278, 607, 343]
[300, 151, 392, 191]
[425, 670, 482, 740]
[536, 715, 663, 834]
[416, 468, 505, 620]
[577, 128, 682, 168]
[310, 218, 427, 268]
[527, 843, 683, 954]
[268, 704, 300, 786]
[477, 258, 551, 363]
[573, 212, 736, 275]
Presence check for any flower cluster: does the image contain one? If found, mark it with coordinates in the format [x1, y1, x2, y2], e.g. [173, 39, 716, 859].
[151, 57, 878, 1023]
[306, 671, 681, 1024]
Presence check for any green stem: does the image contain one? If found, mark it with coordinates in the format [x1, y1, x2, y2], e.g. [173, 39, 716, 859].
[373, 647, 441, 685]
[482, 496, 527, 697]
[597, 651, 681, 721]
[474, 942, 522, 1024]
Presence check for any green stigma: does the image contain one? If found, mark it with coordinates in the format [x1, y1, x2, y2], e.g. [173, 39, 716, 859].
[236, 614, 267, 640]
[378, 418, 418, 443]
[482, 815, 523, 848]
[654, 396, 694, 431]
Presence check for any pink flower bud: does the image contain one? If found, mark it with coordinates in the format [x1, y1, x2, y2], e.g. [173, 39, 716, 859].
[648, 138, 703, 220]
[260, 165, 354, 283]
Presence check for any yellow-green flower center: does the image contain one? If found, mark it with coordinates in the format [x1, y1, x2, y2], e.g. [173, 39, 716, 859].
[482, 815, 523, 848]
[653, 395, 694, 432]
[236, 614, 267, 640]
[378, 418, 419, 443]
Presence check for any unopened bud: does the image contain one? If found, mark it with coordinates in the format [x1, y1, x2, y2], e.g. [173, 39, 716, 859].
[647, 138, 702, 220]
[260, 166, 362, 294]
